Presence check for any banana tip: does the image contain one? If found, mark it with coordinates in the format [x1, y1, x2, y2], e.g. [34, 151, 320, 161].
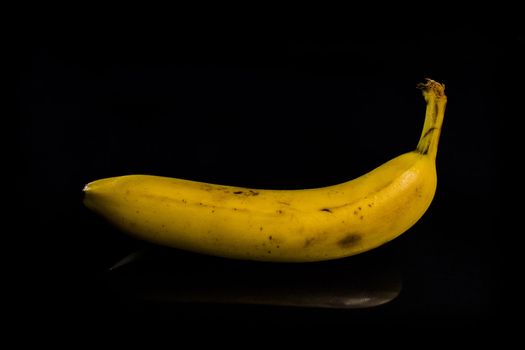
[82, 183, 91, 207]
[417, 78, 446, 100]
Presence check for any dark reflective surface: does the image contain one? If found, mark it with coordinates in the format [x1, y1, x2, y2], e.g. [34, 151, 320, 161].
[107, 247, 402, 309]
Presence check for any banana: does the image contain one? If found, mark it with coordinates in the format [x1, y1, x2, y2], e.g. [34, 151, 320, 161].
[83, 79, 446, 262]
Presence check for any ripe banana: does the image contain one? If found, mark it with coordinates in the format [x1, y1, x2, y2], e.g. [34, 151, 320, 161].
[84, 79, 446, 262]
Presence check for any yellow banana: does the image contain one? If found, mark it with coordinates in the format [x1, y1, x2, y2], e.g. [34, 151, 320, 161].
[84, 79, 446, 262]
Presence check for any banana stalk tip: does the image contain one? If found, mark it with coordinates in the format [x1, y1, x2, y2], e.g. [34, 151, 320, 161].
[417, 78, 446, 100]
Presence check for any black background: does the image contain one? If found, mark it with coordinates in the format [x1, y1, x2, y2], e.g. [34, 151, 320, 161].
[17, 16, 507, 336]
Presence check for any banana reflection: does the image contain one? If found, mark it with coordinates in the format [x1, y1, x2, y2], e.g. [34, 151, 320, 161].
[106, 247, 401, 309]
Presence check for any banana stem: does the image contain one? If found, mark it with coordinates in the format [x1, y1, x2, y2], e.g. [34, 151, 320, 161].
[416, 79, 447, 158]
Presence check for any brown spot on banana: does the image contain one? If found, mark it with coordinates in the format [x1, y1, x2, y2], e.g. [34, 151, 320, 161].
[233, 190, 260, 196]
[338, 234, 362, 248]
[304, 237, 316, 248]
[303, 232, 329, 248]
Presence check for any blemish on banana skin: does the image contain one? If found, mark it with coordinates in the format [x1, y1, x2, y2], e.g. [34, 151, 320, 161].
[232, 190, 260, 196]
[304, 237, 316, 248]
[337, 233, 362, 248]
[303, 233, 327, 248]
